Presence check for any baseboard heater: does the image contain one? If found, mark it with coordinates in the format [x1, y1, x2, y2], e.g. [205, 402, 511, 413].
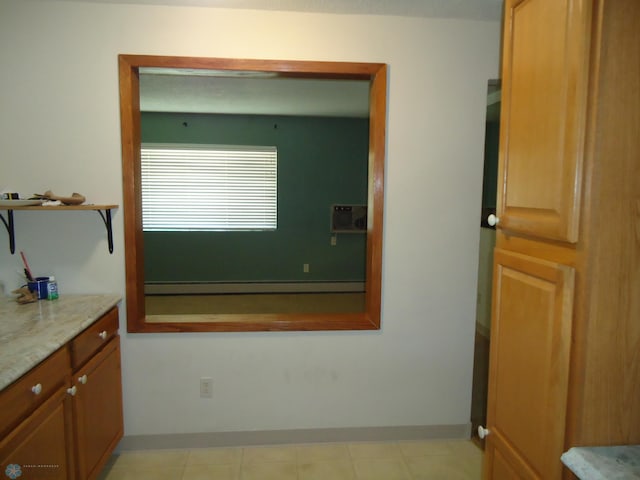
[144, 281, 365, 295]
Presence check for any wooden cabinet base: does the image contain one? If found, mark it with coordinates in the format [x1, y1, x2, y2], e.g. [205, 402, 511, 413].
[0, 388, 75, 480]
[0, 307, 123, 480]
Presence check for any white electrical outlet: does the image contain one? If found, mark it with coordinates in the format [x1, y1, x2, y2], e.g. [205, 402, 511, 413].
[303, 263, 310, 273]
[200, 377, 213, 398]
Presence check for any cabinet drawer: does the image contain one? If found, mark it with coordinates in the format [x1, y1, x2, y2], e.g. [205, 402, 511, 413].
[0, 347, 70, 436]
[70, 307, 119, 370]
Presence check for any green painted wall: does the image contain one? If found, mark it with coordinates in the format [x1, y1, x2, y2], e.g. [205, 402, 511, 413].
[141, 112, 369, 284]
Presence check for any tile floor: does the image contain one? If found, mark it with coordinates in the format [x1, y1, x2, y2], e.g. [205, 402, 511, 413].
[98, 439, 483, 480]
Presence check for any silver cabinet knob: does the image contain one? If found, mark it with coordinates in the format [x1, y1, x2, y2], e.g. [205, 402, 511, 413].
[31, 383, 42, 395]
[78, 374, 88, 385]
[487, 214, 499, 227]
[67, 386, 77, 396]
[478, 425, 490, 439]
[98, 330, 108, 340]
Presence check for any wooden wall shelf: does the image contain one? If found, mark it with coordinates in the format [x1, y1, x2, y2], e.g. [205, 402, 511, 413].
[0, 205, 118, 254]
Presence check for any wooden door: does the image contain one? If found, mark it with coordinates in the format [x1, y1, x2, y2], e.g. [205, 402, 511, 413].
[0, 388, 74, 480]
[497, 0, 590, 243]
[73, 337, 124, 480]
[483, 249, 574, 479]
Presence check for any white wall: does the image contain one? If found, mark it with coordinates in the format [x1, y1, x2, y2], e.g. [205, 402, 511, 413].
[0, 0, 500, 438]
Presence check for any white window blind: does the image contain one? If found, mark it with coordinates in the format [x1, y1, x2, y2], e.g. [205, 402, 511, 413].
[141, 144, 277, 231]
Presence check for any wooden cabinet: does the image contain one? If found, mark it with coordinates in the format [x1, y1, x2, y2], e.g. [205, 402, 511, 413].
[484, 250, 574, 479]
[0, 348, 73, 479]
[70, 308, 119, 368]
[497, 0, 590, 244]
[0, 387, 75, 480]
[0, 347, 70, 436]
[71, 337, 123, 480]
[0, 308, 123, 480]
[483, 0, 640, 478]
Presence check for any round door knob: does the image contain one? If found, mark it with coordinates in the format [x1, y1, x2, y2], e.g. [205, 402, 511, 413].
[67, 386, 77, 396]
[478, 425, 490, 439]
[31, 383, 42, 395]
[78, 374, 88, 385]
[98, 330, 108, 340]
[487, 214, 499, 227]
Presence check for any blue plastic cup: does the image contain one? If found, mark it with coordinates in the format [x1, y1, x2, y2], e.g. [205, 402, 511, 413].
[27, 277, 49, 300]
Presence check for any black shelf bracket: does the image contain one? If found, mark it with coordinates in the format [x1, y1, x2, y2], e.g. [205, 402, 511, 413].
[96, 209, 114, 254]
[0, 211, 16, 254]
[1, 208, 115, 254]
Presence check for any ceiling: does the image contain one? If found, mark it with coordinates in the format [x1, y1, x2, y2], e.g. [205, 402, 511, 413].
[140, 70, 371, 117]
[68, 0, 503, 21]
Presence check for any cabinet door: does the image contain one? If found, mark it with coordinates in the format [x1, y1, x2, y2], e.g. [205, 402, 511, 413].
[72, 337, 123, 480]
[483, 249, 574, 480]
[0, 387, 74, 480]
[497, 0, 590, 243]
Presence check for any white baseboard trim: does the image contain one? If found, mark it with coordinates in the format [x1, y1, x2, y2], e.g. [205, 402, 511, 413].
[145, 282, 366, 295]
[117, 424, 471, 451]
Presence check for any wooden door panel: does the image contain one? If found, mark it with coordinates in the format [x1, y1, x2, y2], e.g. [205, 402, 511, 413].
[485, 249, 574, 479]
[492, 446, 526, 479]
[498, 0, 590, 243]
[73, 337, 124, 480]
[0, 388, 73, 480]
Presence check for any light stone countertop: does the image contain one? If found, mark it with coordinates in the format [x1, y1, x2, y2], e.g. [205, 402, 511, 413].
[0, 294, 121, 391]
[562, 445, 640, 479]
